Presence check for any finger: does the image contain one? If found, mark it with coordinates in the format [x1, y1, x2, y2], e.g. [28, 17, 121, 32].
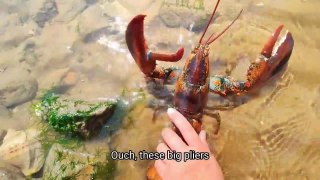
[199, 130, 208, 145]
[154, 160, 167, 177]
[162, 128, 187, 150]
[157, 143, 170, 163]
[167, 108, 201, 146]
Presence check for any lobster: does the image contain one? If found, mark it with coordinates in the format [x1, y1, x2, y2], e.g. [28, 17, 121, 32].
[125, 0, 294, 179]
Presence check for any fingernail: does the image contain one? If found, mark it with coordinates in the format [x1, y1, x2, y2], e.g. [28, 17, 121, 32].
[167, 108, 175, 115]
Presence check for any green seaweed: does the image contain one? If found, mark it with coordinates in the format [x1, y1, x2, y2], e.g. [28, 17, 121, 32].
[30, 87, 146, 179]
[33, 90, 117, 138]
[37, 122, 83, 156]
[44, 145, 116, 180]
[92, 154, 117, 180]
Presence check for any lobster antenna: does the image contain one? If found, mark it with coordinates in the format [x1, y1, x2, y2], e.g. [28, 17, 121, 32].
[206, 9, 243, 45]
[198, 0, 221, 44]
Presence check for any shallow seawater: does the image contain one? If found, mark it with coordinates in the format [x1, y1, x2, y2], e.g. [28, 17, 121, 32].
[0, 0, 319, 179]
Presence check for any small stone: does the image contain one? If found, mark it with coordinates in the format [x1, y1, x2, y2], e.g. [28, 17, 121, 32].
[159, 6, 217, 32]
[159, 10, 181, 28]
[20, 42, 39, 66]
[0, 129, 45, 176]
[0, 161, 25, 180]
[60, 70, 79, 87]
[0, 68, 38, 108]
[83, 25, 120, 43]
[43, 144, 103, 179]
[33, 0, 58, 28]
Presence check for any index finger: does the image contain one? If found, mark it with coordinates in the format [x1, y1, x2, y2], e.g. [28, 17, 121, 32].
[167, 108, 201, 147]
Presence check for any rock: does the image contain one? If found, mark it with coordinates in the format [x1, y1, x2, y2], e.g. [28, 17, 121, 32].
[159, 6, 218, 32]
[76, 5, 110, 35]
[79, 14, 129, 55]
[33, 0, 58, 28]
[0, 12, 35, 49]
[0, 68, 38, 108]
[43, 144, 108, 179]
[85, 0, 97, 5]
[0, 161, 25, 180]
[0, 129, 45, 176]
[19, 42, 39, 66]
[55, 0, 88, 22]
[159, 9, 181, 28]
[43, 144, 95, 179]
[0, 129, 7, 145]
[83, 25, 120, 44]
[59, 70, 79, 89]
[34, 92, 117, 138]
[0, 105, 10, 118]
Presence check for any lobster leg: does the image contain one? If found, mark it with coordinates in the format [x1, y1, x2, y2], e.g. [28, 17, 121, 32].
[209, 25, 294, 96]
[125, 15, 184, 80]
[204, 111, 221, 135]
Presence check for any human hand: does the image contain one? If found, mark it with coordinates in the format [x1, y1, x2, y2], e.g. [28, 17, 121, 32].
[155, 108, 224, 180]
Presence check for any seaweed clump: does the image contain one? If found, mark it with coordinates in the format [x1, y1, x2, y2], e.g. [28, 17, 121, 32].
[44, 144, 117, 179]
[34, 91, 117, 139]
[92, 154, 117, 179]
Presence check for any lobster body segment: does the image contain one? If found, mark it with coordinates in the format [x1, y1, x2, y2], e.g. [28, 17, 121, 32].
[174, 47, 210, 134]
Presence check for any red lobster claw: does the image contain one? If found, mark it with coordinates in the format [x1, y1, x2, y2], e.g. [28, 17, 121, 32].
[247, 25, 294, 86]
[210, 25, 294, 96]
[125, 15, 184, 78]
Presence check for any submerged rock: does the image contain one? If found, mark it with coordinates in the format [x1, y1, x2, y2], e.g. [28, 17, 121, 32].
[0, 129, 7, 145]
[0, 161, 25, 180]
[57, 70, 80, 92]
[55, 0, 88, 22]
[34, 92, 117, 139]
[0, 105, 10, 118]
[0, 129, 44, 176]
[33, 0, 58, 28]
[83, 25, 120, 44]
[20, 42, 39, 67]
[85, 0, 97, 5]
[159, 6, 218, 32]
[0, 68, 38, 108]
[44, 144, 116, 179]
